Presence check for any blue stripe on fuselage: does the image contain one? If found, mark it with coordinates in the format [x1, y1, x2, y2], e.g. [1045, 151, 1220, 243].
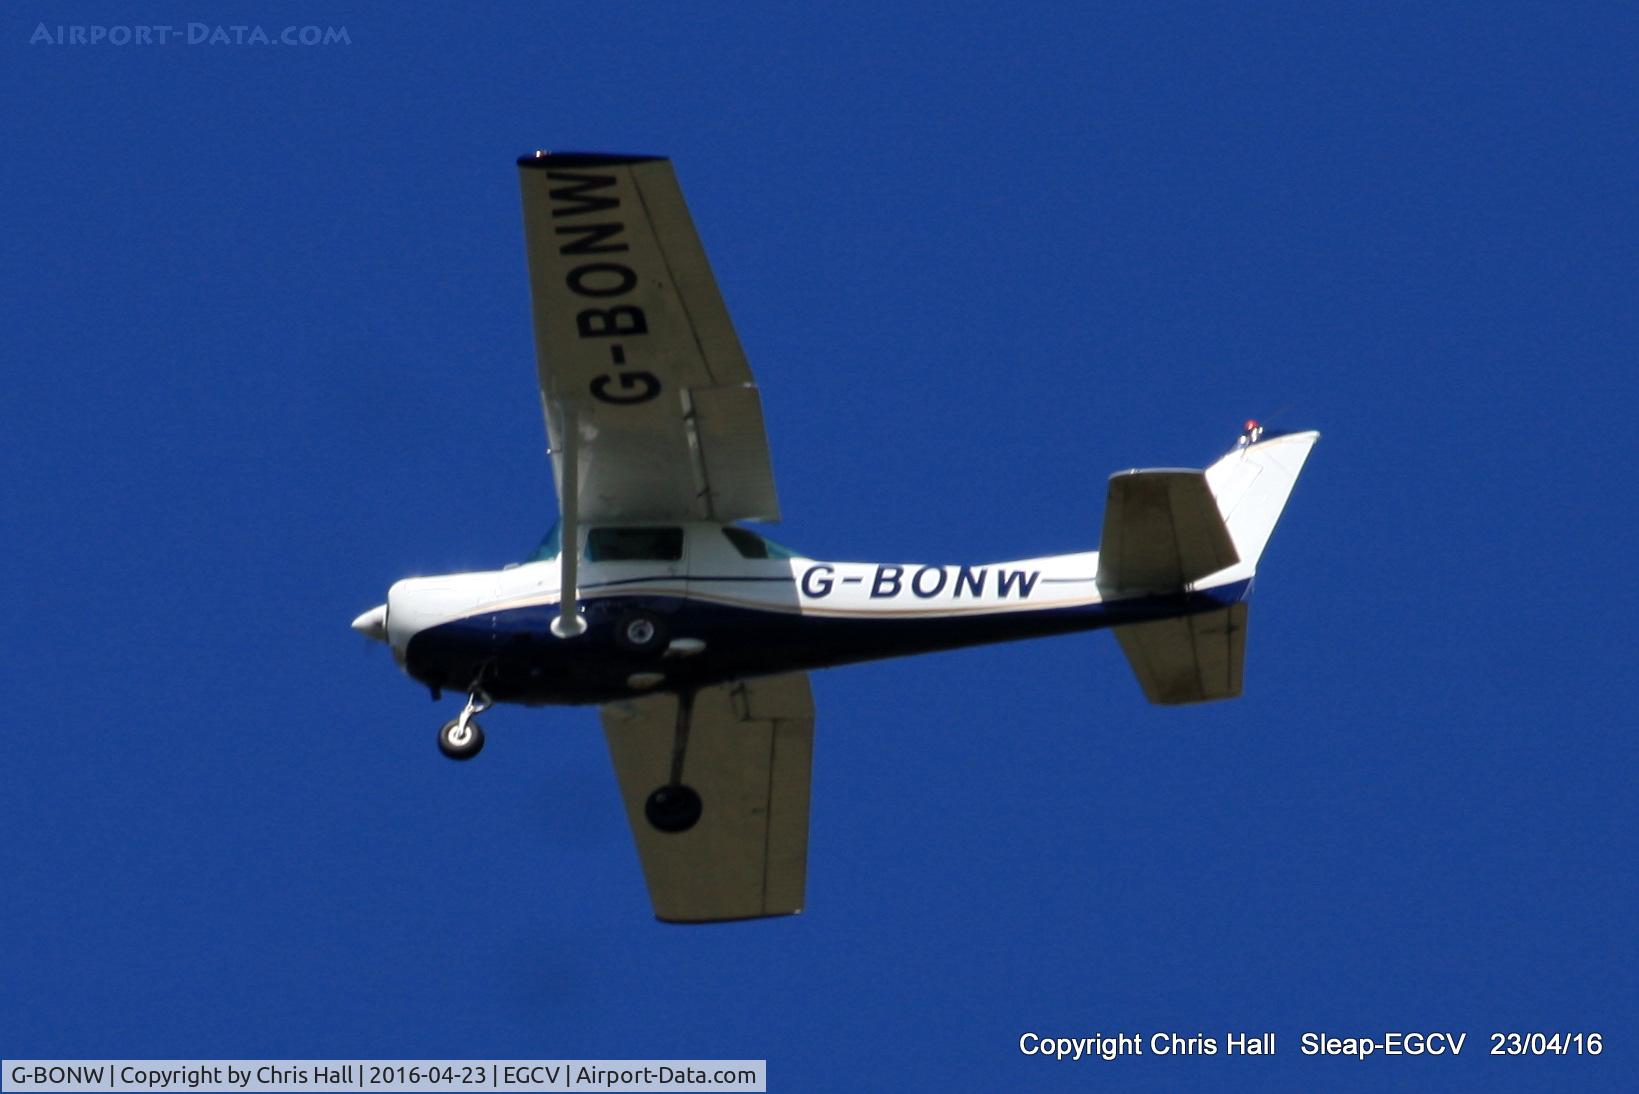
[402, 579, 1252, 705]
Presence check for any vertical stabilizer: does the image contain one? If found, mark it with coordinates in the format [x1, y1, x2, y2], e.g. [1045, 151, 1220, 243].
[1203, 430, 1320, 570]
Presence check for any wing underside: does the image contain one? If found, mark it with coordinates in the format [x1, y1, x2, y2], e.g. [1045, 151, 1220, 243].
[600, 673, 814, 922]
[518, 153, 781, 523]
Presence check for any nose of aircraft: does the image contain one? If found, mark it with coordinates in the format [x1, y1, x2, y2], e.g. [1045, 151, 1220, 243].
[351, 603, 388, 642]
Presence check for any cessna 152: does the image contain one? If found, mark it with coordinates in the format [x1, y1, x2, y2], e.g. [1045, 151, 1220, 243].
[352, 152, 1318, 922]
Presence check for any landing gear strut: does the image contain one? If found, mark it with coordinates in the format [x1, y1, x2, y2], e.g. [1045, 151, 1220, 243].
[438, 689, 490, 761]
[645, 688, 703, 832]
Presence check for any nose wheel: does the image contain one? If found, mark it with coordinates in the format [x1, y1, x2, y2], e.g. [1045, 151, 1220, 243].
[438, 690, 490, 760]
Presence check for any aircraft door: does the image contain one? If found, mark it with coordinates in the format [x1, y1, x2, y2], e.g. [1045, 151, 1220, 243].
[582, 526, 687, 655]
[687, 525, 803, 616]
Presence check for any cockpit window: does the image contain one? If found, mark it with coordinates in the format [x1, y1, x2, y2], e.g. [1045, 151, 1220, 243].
[586, 527, 684, 562]
[721, 526, 801, 560]
[526, 523, 562, 562]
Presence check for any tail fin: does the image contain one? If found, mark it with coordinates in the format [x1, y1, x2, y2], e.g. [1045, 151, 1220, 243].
[1203, 429, 1320, 572]
[1104, 429, 1319, 705]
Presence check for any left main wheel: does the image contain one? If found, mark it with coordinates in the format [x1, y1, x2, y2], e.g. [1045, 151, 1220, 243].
[644, 783, 703, 833]
[438, 718, 485, 761]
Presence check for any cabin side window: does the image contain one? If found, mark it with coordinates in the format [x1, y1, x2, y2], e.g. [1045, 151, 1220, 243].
[721, 526, 801, 560]
[586, 527, 684, 562]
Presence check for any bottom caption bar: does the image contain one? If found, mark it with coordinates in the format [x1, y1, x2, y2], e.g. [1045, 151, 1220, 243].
[2, 1062, 766, 1093]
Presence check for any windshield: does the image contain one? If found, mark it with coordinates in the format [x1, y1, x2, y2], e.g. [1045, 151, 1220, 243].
[525, 523, 561, 562]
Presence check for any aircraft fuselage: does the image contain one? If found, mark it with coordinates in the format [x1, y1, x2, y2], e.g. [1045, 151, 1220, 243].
[377, 523, 1250, 706]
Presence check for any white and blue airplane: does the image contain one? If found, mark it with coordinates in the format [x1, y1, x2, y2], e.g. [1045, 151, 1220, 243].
[352, 152, 1319, 922]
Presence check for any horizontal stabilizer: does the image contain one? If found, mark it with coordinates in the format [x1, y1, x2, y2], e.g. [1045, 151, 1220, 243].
[1114, 603, 1247, 705]
[1096, 471, 1238, 596]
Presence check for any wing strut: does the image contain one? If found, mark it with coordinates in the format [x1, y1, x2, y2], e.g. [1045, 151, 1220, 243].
[551, 401, 588, 639]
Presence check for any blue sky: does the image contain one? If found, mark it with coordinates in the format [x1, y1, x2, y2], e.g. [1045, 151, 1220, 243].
[3, 4, 1634, 1091]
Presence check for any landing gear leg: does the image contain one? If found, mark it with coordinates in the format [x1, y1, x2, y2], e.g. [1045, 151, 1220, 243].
[645, 688, 703, 832]
[438, 689, 491, 761]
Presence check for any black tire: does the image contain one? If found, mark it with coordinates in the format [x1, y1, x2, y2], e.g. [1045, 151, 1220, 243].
[644, 784, 703, 833]
[438, 717, 485, 760]
[613, 610, 668, 656]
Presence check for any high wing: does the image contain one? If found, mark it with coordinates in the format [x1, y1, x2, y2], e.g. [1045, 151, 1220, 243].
[518, 152, 781, 523]
[600, 673, 814, 923]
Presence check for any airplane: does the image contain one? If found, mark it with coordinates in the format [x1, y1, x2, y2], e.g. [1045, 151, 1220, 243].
[351, 152, 1319, 923]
